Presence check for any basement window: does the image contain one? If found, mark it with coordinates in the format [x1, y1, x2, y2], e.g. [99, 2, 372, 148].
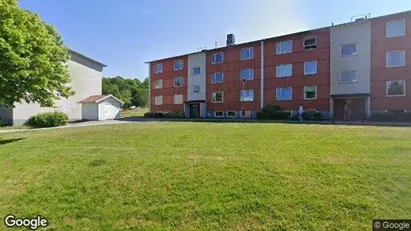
[214, 111, 224, 117]
[304, 36, 317, 50]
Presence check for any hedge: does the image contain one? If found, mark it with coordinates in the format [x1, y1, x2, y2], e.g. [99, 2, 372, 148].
[25, 112, 69, 128]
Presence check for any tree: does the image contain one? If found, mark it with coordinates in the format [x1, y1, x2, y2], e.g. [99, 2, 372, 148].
[102, 76, 149, 109]
[0, 0, 74, 107]
[132, 88, 148, 107]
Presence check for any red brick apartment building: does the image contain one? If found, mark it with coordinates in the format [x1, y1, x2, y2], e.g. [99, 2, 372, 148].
[147, 10, 410, 119]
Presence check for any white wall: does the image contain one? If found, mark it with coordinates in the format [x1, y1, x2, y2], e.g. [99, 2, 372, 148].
[82, 103, 99, 120]
[187, 52, 206, 101]
[12, 51, 103, 125]
[330, 21, 371, 95]
[98, 97, 121, 120]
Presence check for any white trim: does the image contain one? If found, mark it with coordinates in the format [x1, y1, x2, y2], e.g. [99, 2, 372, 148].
[386, 20, 406, 38]
[240, 68, 254, 80]
[240, 47, 254, 60]
[173, 94, 183, 104]
[276, 40, 293, 54]
[386, 80, 406, 97]
[174, 77, 184, 87]
[192, 66, 201, 76]
[211, 52, 224, 64]
[303, 36, 317, 50]
[304, 61, 317, 75]
[155, 63, 163, 73]
[240, 89, 254, 102]
[211, 91, 224, 103]
[95, 94, 124, 105]
[303, 85, 317, 100]
[154, 79, 163, 89]
[148, 64, 151, 110]
[214, 111, 224, 118]
[340, 43, 358, 57]
[386, 50, 406, 68]
[260, 41, 264, 109]
[154, 95, 163, 105]
[276, 64, 293, 78]
[276, 87, 293, 101]
[340, 70, 358, 84]
[191, 84, 201, 94]
[211, 72, 224, 83]
[174, 60, 184, 70]
[226, 111, 237, 117]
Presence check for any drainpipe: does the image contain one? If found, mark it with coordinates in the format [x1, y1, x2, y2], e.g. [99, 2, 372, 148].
[148, 63, 151, 112]
[260, 41, 264, 109]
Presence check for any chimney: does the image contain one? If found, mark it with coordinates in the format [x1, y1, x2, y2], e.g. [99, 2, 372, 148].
[226, 34, 235, 46]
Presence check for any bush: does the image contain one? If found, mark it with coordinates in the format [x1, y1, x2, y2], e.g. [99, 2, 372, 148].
[303, 111, 323, 121]
[257, 105, 290, 120]
[25, 112, 69, 128]
[369, 111, 411, 122]
[144, 111, 185, 118]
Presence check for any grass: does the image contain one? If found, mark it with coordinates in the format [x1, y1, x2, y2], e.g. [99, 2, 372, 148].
[0, 125, 29, 130]
[0, 122, 410, 230]
[120, 108, 149, 118]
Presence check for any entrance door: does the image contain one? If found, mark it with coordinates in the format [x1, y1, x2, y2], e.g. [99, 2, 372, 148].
[334, 98, 365, 121]
[189, 104, 200, 118]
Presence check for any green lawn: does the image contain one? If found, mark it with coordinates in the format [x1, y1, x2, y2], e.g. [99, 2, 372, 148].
[120, 108, 149, 118]
[0, 122, 410, 230]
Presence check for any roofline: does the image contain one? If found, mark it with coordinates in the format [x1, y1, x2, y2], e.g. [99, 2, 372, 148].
[144, 10, 411, 64]
[68, 48, 107, 67]
[95, 94, 124, 105]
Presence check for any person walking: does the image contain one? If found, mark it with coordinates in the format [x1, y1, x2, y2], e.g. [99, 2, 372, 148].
[298, 105, 304, 122]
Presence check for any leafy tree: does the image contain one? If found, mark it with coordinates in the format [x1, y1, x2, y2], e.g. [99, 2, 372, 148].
[132, 88, 148, 107]
[102, 76, 149, 109]
[0, 0, 74, 107]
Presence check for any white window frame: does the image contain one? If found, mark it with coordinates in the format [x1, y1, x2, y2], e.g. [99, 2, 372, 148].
[276, 40, 293, 54]
[154, 95, 163, 105]
[227, 111, 237, 117]
[192, 66, 200, 76]
[386, 20, 406, 38]
[276, 87, 293, 101]
[212, 72, 224, 83]
[240, 47, 254, 60]
[386, 50, 406, 68]
[174, 77, 184, 87]
[155, 63, 163, 73]
[214, 111, 224, 118]
[192, 84, 200, 94]
[341, 43, 357, 57]
[276, 64, 293, 78]
[304, 85, 318, 100]
[154, 79, 163, 89]
[174, 94, 183, 104]
[240, 68, 254, 80]
[240, 89, 254, 102]
[386, 80, 406, 97]
[304, 61, 317, 75]
[211, 91, 224, 103]
[174, 60, 183, 70]
[340, 70, 358, 84]
[212, 52, 224, 64]
[303, 36, 317, 50]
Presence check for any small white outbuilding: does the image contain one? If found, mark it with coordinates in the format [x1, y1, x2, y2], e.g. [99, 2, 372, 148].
[78, 95, 123, 121]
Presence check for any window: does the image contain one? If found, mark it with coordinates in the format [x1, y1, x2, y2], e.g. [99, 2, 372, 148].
[387, 20, 405, 38]
[304, 85, 317, 100]
[276, 87, 292, 100]
[155, 95, 163, 105]
[276, 64, 293, 77]
[341, 44, 357, 56]
[212, 92, 224, 103]
[340, 70, 357, 83]
[212, 72, 224, 83]
[174, 77, 184, 87]
[214, 111, 224, 117]
[240, 47, 254, 60]
[192, 67, 200, 75]
[212, 52, 224, 64]
[304, 36, 317, 50]
[240, 89, 254, 101]
[155, 63, 163, 73]
[386, 50, 405, 67]
[304, 61, 317, 75]
[241, 111, 251, 118]
[276, 40, 293, 54]
[192, 84, 200, 94]
[154, 79, 163, 89]
[386, 80, 405, 96]
[174, 94, 183, 104]
[227, 111, 237, 117]
[174, 60, 183, 70]
[240, 68, 254, 80]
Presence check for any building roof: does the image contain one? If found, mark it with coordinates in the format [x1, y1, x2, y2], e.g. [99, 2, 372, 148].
[145, 10, 411, 64]
[68, 48, 107, 67]
[78, 95, 123, 104]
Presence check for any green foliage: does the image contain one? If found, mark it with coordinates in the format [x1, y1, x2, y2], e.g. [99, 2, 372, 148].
[25, 112, 69, 127]
[143, 111, 185, 118]
[102, 76, 149, 109]
[0, 0, 74, 107]
[257, 105, 289, 120]
[303, 111, 323, 121]
[369, 111, 411, 122]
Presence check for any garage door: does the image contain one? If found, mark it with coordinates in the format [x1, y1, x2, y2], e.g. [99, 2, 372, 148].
[104, 102, 119, 120]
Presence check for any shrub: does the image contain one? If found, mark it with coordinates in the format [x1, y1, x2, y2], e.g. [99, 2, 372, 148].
[303, 111, 323, 121]
[25, 112, 69, 128]
[143, 112, 155, 118]
[163, 112, 185, 118]
[369, 111, 411, 122]
[257, 105, 290, 120]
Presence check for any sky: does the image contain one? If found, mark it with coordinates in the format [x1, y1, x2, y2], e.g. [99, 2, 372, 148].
[19, 0, 411, 81]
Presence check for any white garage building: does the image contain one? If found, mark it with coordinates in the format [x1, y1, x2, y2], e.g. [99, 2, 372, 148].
[79, 95, 123, 121]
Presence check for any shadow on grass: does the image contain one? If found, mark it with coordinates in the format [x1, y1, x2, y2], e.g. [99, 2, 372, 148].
[0, 138, 25, 145]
